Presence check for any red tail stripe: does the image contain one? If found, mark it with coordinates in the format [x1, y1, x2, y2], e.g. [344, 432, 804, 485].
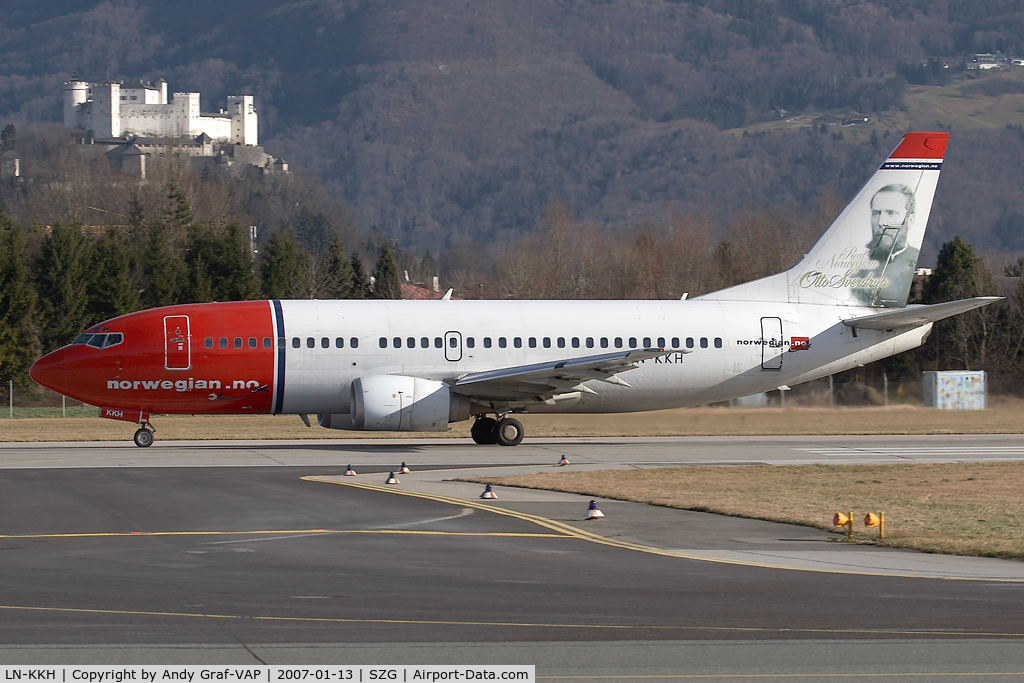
[888, 132, 948, 160]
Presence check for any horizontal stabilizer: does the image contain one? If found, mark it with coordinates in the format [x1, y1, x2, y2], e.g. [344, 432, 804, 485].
[843, 297, 1002, 330]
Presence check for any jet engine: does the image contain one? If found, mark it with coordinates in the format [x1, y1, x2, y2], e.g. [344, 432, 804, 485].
[318, 375, 472, 431]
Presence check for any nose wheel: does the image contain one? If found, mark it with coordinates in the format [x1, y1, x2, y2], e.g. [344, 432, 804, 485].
[133, 426, 154, 448]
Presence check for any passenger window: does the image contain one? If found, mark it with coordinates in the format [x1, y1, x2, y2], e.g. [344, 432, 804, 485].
[543, 337, 551, 348]
[686, 337, 694, 348]
[379, 337, 387, 348]
[484, 337, 492, 348]
[321, 337, 329, 348]
[306, 337, 315, 349]
[205, 337, 213, 349]
[514, 337, 522, 348]
[434, 337, 442, 348]
[336, 337, 344, 348]
[278, 337, 286, 348]
[629, 337, 637, 349]
[291, 337, 300, 348]
[700, 337, 708, 348]
[250, 337, 257, 349]
[643, 337, 651, 348]
[449, 337, 457, 348]
[586, 337, 594, 348]
[234, 337, 242, 349]
[714, 337, 723, 348]
[467, 337, 475, 348]
[393, 337, 402, 348]
[571, 337, 580, 348]
[407, 337, 415, 348]
[421, 337, 429, 348]
[615, 337, 622, 349]
[600, 338, 608, 348]
[221, 338, 229, 349]
[498, 337, 507, 348]
[557, 337, 565, 348]
[529, 337, 537, 348]
[264, 337, 272, 348]
[672, 337, 680, 348]
[658, 337, 666, 348]
[351, 338, 359, 348]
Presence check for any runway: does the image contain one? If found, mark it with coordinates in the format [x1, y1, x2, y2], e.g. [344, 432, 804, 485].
[1, 434, 1024, 679]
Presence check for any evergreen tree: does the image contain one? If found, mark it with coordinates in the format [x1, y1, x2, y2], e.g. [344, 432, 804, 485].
[318, 234, 354, 298]
[0, 124, 15, 154]
[165, 182, 194, 232]
[293, 207, 333, 256]
[35, 223, 93, 350]
[260, 228, 311, 299]
[372, 241, 403, 299]
[921, 236, 1000, 370]
[127, 191, 145, 237]
[141, 220, 186, 307]
[185, 223, 260, 302]
[349, 253, 369, 299]
[89, 227, 139, 321]
[217, 223, 260, 301]
[420, 250, 438, 281]
[0, 213, 39, 387]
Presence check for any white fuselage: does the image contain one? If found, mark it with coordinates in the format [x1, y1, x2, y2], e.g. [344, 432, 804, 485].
[275, 299, 931, 415]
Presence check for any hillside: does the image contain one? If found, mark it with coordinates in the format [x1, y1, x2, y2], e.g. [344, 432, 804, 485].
[3, 0, 1024, 260]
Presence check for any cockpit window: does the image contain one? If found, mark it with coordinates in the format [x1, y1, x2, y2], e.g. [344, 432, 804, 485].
[75, 332, 124, 349]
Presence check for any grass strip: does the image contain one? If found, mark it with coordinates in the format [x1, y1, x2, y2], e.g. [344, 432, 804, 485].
[467, 462, 1024, 560]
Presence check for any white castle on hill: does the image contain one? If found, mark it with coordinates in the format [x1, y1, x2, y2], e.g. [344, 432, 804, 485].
[63, 79, 257, 145]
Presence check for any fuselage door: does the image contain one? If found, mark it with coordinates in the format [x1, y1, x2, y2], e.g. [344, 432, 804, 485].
[760, 316, 783, 370]
[444, 331, 462, 362]
[164, 315, 191, 370]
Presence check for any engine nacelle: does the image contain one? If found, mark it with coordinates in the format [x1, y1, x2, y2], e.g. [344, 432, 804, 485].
[329, 375, 471, 432]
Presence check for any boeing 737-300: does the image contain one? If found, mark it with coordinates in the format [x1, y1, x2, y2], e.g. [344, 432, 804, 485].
[30, 132, 1000, 447]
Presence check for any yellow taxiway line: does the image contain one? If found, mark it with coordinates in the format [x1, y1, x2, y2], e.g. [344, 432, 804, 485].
[1, 603, 1024, 638]
[303, 476, 1024, 583]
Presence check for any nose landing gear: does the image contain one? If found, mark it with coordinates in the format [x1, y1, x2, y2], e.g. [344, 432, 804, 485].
[470, 415, 525, 446]
[133, 424, 155, 448]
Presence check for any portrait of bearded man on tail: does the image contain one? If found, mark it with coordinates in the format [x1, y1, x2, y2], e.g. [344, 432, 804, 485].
[854, 183, 922, 308]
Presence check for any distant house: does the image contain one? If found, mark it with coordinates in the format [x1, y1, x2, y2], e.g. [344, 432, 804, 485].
[812, 115, 840, 127]
[842, 114, 870, 125]
[968, 52, 1009, 70]
[401, 278, 452, 300]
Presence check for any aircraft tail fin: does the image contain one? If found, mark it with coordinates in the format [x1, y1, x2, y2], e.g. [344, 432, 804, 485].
[699, 132, 948, 308]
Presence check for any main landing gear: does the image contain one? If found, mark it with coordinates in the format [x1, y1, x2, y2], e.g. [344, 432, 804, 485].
[471, 415, 524, 447]
[133, 424, 155, 448]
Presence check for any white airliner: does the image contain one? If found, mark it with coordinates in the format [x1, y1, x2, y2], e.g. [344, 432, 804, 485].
[30, 132, 999, 447]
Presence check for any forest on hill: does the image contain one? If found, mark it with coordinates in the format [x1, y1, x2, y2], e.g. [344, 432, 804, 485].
[3, 0, 1024, 259]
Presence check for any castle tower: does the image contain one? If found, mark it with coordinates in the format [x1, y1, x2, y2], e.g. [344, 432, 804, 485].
[63, 81, 90, 131]
[227, 95, 258, 145]
[90, 81, 120, 138]
[172, 92, 201, 138]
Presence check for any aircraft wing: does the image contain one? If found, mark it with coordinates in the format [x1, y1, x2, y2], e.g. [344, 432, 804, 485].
[450, 348, 687, 403]
[843, 297, 1003, 331]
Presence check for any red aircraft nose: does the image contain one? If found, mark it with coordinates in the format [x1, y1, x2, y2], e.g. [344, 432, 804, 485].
[29, 347, 70, 394]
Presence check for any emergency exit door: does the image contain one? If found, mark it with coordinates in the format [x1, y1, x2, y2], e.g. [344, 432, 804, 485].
[760, 316, 783, 370]
[164, 315, 191, 370]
